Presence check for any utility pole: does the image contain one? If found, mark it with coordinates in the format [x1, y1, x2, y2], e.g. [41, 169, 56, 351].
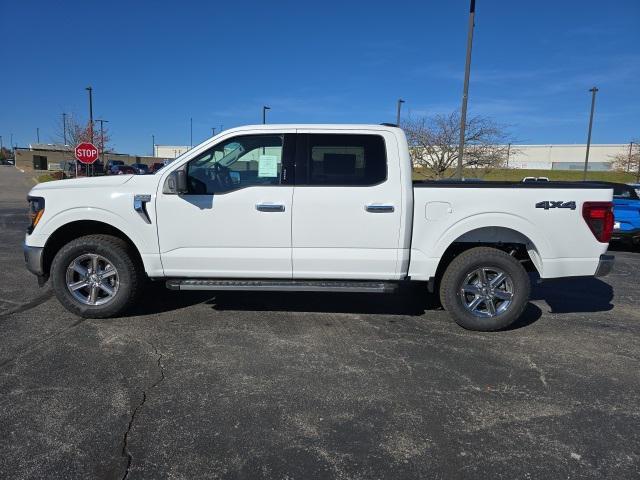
[506, 142, 511, 168]
[396, 99, 405, 127]
[86, 86, 94, 143]
[62, 113, 67, 145]
[262, 105, 271, 124]
[456, 0, 476, 179]
[627, 141, 634, 172]
[152, 134, 155, 157]
[95, 119, 109, 177]
[583, 86, 598, 181]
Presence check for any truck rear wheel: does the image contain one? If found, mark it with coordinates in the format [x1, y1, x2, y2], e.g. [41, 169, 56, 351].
[439, 247, 530, 331]
[50, 234, 143, 318]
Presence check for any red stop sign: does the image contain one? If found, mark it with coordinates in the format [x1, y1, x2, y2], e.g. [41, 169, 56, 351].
[75, 142, 99, 164]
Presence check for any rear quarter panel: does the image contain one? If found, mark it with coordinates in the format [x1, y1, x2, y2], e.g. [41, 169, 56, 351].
[409, 186, 612, 280]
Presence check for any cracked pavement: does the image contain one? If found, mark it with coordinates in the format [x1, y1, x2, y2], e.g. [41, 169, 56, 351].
[0, 166, 639, 479]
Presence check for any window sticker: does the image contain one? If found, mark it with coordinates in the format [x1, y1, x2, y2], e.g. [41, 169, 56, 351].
[258, 155, 278, 177]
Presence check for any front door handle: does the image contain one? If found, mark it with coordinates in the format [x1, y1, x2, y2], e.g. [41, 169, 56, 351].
[365, 204, 395, 213]
[256, 203, 285, 212]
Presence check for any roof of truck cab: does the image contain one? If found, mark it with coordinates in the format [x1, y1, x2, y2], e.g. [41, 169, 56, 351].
[221, 124, 402, 131]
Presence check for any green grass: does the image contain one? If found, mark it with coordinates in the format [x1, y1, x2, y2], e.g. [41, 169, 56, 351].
[413, 168, 638, 183]
[36, 172, 65, 183]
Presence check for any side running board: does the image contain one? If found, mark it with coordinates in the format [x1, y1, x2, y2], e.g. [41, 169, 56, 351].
[165, 279, 398, 293]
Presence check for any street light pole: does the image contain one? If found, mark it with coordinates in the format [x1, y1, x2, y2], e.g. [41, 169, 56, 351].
[86, 86, 94, 144]
[152, 134, 155, 157]
[456, 0, 476, 180]
[583, 86, 599, 181]
[262, 105, 271, 124]
[62, 113, 67, 145]
[396, 99, 405, 127]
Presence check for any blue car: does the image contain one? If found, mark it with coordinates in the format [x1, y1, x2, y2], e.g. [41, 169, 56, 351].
[596, 182, 640, 246]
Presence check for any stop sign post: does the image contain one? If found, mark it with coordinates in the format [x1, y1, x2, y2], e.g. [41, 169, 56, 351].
[74, 142, 99, 177]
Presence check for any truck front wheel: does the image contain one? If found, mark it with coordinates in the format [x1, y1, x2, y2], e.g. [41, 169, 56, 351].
[439, 247, 530, 331]
[50, 234, 143, 318]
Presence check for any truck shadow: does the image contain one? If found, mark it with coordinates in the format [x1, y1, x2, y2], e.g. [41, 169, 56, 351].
[530, 275, 614, 314]
[129, 276, 613, 330]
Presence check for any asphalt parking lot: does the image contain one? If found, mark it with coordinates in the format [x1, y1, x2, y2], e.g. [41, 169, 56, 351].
[1, 166, 639, 480]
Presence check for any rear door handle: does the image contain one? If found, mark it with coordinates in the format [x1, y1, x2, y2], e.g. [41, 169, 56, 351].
[256, 203, 285, 212]
[365, 204, 395, 213]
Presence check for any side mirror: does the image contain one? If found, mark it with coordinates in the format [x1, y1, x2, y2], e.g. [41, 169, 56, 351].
[163, 169, 188, 194]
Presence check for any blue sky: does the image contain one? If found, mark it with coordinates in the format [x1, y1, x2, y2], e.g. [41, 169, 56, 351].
[1, 0, 639, 154]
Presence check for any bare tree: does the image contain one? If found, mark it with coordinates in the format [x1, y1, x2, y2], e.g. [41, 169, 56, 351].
[55, 115, 112, 153]
[404, 111, 514, 179]
[610, 141, 640, 179]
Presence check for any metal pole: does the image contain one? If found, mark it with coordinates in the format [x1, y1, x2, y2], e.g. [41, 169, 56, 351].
[262, 105, 270, 124]
[396, 99, 405, 126]
[456, 0, 476, 180]
[63, 113, 67, 145]
[506, 142, 511, 168]
[86, 86, 94, 143]
[211, 127, 215, 137]
[0, 135, 2, 150]
[152, 134, 155, 156]
[627, 141, 634, 172]
[36, 128, 40, 143]
[10, 133, 13, 148]
[583, 86, 598, 181]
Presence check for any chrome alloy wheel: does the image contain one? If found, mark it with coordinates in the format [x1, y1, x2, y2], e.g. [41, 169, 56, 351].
[460, 267, 514, 318]
[65, 253, 120, 306]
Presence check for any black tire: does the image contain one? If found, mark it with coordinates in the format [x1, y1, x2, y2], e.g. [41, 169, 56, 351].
[439, 247, 530, 331]
[50, 234, 144, 318]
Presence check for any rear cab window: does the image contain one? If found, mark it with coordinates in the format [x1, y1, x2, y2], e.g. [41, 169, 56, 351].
[295, 134, 387, 186]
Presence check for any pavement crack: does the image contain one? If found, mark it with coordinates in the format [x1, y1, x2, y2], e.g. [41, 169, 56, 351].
[525, 354, 548, 388]
[0, 289, 53, 322]
[0, 317, 86, 370]
[120, 341, 165, 480]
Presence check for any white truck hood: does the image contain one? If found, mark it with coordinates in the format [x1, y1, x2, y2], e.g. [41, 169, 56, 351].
[30, 175, 135, 192]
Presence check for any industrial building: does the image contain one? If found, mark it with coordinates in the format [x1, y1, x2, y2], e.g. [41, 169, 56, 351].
[154, 143, 630, 171]
[14, 144, 162, 173]
[505, 144, 629, 171]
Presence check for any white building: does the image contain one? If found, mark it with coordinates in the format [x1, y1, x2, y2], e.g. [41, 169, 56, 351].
[156, 141, 630, 171]
[154, 145, 190, 159]
[506, 144, 628, 171]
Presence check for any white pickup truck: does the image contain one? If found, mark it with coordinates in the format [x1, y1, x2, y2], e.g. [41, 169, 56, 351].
[24, 124, 615, 330]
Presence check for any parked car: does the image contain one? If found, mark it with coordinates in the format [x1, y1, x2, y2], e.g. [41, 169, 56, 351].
[629, 183, 640, 196]
[105, 160, 125, 174]
[0, 158, 15, 166]
[131, 163, 150, 174]
[24, 124, 615, 331]
[592, 182, 640, 247]
[149, 162, 166, 173]
[522, 176, 550, 183]
[109, 164, 137, 175]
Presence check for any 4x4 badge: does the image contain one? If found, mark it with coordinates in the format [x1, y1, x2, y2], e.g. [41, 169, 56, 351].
[535, 201, 576, 210]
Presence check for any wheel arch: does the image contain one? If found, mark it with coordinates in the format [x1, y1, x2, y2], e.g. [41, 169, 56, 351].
[42, 220, 145, 278]
[429, 225, 543, 291]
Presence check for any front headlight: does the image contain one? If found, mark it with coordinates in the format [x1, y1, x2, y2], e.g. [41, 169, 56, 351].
[27, 196, 45, 234]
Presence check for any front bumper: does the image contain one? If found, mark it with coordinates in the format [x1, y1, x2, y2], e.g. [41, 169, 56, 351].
[594, 254, 615, 277]
[23, 243, 44, 276]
